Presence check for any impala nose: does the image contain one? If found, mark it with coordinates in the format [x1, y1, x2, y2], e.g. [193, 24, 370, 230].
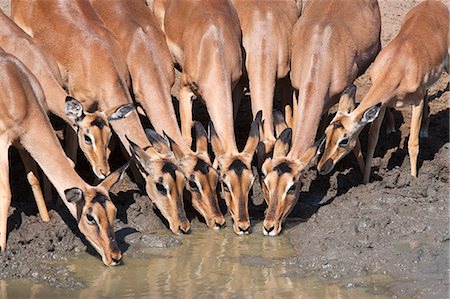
[264, 225, 275, 233]
[318, 159, 333, 175]
[110, 250, 122, 266]
[238, 225, 250, 234]
[214, 220, 225, 229]
[179, 224, 191, 234]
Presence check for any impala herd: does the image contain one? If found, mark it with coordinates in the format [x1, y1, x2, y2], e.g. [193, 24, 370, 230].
[0, 0, 448, 266]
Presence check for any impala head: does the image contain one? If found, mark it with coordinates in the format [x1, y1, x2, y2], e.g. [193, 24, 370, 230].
[317, 85, 381, 175]
[128, 132, 190, 234]
[261, 129, 325, 236]
[175, 122, 224, 229]
[65, 96, 135, 179]
[209, 112, 262, 235]
[64, 163, 128, 266]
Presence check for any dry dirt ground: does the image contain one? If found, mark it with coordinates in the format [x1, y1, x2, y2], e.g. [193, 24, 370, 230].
[0, 1, 449, 298]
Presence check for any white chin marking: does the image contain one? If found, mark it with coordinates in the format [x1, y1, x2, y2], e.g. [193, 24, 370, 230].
[263, 229, 268, 236]
[214, 225, 221, 230]
[269, 231, 278, 237]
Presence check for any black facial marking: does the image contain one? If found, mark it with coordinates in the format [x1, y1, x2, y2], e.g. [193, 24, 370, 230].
[162, 162, 177, 180]
[194, 159, 210, 174]
[274, 162, 292, 176]
[91, 117, 106, 129]
[93, 193, 107, 206]
[229, 159, 247, 176]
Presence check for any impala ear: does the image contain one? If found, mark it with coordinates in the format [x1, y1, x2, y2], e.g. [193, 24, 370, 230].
[338, 84, 356, 114]
[273, 128, 292, 158]
[145, 128, 171, 154]
[107, 103, 135, 121]
[64, 187, 84, 203]
[208, 121, 225, 157]
[297, 135, 326, 171]
[163, 131, 184, 160]
[127, 136, 151, 174]
[65, 96, 85, 123]
[360, 103, 382, 125]
[243, 110, 262, 156]
[99, 162, 130, 190]
[193, 121, 208, 153]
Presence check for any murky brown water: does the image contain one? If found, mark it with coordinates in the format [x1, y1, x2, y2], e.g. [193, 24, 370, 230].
[0, 222, 392, 298]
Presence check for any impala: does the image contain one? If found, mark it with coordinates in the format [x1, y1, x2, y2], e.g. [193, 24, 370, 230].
[318, 0, 449, 180]
[0, 49, 126, 266]
[261, 0, 381, 236]
[12, 0, 189, 234]
[154, 0, 261, 234]
[92, 0, 225, 229]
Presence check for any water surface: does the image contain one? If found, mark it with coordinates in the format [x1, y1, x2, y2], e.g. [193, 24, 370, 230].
[0, 222, 392, 298]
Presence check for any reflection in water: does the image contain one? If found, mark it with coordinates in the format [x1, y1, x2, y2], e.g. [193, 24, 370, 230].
[0, 222, 390, 298]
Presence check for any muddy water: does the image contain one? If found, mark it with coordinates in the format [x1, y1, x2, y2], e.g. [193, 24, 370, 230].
[0, 222, 391, 298]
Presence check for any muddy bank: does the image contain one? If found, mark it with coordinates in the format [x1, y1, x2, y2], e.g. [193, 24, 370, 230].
[1, 163, 181, 288]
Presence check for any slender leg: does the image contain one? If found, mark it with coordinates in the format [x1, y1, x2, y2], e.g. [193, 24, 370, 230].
[18, 149, 49, 222]
[289, 90, 299, 133]
[385, 108, 396, 134]
[0, 140, 11, 252]
[352, 139, 365, 175]
[419, 91, 429, 138]
[363, 107, 386, 183]
[285, 105, 293, 129]
[409, 98, 424, 177]
[179, 86, 194, 146]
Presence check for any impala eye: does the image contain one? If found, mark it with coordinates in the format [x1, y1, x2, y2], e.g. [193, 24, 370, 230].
[155, 182, 167, 195]
[287, 183, 297, 194]
[338, 137, 349, 147]
[86, 214, 96, 225]
[189, 180, 199, 192]
[222, 181, 230, 192]
[84, 134, 92, 145]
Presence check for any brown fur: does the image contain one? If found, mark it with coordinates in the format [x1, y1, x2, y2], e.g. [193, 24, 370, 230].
[0, 50, 126, 266]
[11, 0, 151, 159]
[318, 0, 449, 181]
[261, 0, 381, 236]
[92, 0, 225, 229]
[154, 0, 260, 234]
[0, 10, 132, 179]
[231, 0, 301, 155]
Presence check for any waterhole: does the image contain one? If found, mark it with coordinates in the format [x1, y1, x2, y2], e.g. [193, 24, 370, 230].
[0, 222, 391, 298]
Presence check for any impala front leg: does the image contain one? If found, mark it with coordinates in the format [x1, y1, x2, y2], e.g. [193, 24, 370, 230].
[18, 149, 49, 222]
[409, 97, 424, 177]
[179, 86, 194, 146]
[352, 138, 365, 175]
[364, 106, 386, 183]
[419, 91, 429, 138]
[0, 139, 11, 252]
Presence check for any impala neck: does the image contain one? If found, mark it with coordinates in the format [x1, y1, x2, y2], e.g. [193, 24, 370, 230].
[353, 77, 397, 119]
[19, 109, 86, 219]
[289, 84, 328, 159]
[134, 76, 191, 154]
